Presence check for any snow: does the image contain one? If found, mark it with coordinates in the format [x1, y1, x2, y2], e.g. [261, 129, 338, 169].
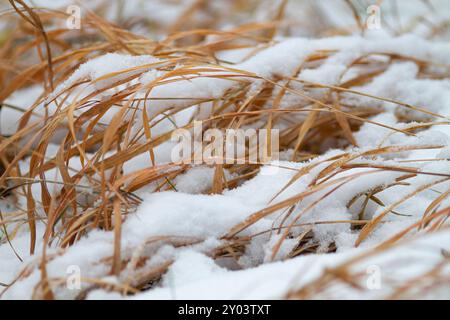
[2, 138, 449, 298]
[126, 230, 450, 300]
[1, 0, 450, 300]
[57, 53, 160, 92]
[1, 85, 43, 136]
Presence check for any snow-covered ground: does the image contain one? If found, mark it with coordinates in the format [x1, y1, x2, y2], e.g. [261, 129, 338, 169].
[1, 0, 450, 299]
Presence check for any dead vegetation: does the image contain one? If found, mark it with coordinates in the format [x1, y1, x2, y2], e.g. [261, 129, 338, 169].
[0, 0, 449, 299]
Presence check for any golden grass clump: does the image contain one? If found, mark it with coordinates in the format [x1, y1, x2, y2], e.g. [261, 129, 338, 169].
[0, 0, 450, 299]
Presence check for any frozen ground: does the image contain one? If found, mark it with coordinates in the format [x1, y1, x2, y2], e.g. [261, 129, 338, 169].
[1, 0, 450, 299]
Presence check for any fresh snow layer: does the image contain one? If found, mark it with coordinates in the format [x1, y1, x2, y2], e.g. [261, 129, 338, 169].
[125, 230, 450, 300]
[1, 0, 450, 300]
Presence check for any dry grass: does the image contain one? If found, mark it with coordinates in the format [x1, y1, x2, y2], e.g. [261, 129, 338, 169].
[0, 0, 449, 299]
